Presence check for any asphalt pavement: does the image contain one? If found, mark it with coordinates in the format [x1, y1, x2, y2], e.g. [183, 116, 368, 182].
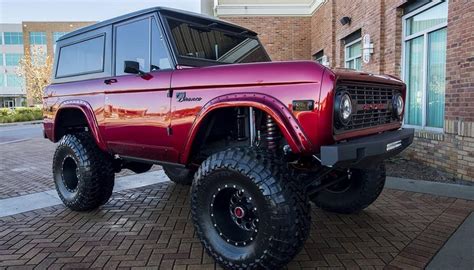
[0, 123, 43, 144]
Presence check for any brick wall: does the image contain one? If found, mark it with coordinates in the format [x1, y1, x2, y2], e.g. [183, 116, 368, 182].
[445, 0, 474, 122]
[220, 0, 474, 181]
[405, 0, 474, 181]
[220, 16, 311, 61]
[310, 0, 335, 65]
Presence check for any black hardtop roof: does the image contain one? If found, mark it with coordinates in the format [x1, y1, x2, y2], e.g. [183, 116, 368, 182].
[58, 6, 257, 41]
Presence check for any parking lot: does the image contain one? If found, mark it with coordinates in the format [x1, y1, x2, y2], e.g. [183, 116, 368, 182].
[0, 125, 473, 269]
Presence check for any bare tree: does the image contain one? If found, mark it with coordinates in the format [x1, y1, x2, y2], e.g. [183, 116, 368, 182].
[16, 46, 53, 105]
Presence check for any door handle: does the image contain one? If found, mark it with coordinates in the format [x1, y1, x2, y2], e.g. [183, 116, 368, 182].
[104, 79, 118, 85]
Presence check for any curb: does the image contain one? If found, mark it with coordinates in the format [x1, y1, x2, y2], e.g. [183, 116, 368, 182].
[0, 120, 43, 127]
[386, 176, 474, 200]
[0, 170, 168, 217]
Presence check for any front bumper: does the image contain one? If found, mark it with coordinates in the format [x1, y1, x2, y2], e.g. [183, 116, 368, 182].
[320, 128, 414, 168]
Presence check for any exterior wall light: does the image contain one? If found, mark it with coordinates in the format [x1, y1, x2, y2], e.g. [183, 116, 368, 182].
[340, 17, 351, 25]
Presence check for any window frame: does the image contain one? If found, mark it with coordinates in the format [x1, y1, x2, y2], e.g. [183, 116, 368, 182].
[344, 37, 362, 70]
[4, 32, 23, 45]
[112, 12, 175, 76]
[53, 26, 112, 83]
[401, 0, 448, 132]
[5, 53, 23, 66]
[55, 34, 107, 79]
[313, 50, 324, 64]
[29, 32, 47, 45]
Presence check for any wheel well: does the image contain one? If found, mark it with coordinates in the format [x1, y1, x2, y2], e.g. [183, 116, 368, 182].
[188, 106, 285, 165]
[55, 108, 90, 141]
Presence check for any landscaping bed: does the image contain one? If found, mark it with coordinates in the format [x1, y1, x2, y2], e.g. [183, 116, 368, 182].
[0, 107, 43, 123]
[386, 156, 473, 186]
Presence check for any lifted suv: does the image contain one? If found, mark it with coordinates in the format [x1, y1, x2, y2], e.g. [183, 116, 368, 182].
[44, 7, 414, 269]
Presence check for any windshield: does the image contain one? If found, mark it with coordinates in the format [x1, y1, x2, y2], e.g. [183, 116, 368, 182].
[166, 18, 271, 65]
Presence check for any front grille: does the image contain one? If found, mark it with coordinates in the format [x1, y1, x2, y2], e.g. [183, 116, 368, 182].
[334, 81, 401, 134]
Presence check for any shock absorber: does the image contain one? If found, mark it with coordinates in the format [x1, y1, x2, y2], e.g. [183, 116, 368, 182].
[236, 108, 247, 141]
[265, 114, 280, 151]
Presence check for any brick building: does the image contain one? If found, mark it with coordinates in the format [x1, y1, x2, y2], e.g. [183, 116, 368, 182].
[22, 21, 94, 104]
[0, 21, 94, 107]
[215, 0, 473, 181]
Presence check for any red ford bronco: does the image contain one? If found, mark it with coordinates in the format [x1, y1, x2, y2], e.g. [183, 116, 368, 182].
[44, 7, 414, 269]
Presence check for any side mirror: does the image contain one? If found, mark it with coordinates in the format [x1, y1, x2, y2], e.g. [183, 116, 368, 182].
[124, 60, 142, 75]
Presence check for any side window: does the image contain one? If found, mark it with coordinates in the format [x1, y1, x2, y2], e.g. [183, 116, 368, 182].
[56, 35, 105, 78]
[151, 18, 172, 70]
[115, 18, 150, 75]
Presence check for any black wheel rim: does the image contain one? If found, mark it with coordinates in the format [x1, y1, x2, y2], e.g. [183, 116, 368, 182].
[62, 156, 79, 192]
[210, 184, 259, 246]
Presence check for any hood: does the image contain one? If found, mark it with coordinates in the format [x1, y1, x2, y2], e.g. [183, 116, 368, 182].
[329, 68, 404, 86]
[171, 61, 326, 89]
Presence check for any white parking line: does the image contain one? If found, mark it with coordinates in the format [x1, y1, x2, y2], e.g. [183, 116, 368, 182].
[0, 170, 169, 217]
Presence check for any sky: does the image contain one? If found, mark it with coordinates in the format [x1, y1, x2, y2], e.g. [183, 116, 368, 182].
[0, 0, 201, 23]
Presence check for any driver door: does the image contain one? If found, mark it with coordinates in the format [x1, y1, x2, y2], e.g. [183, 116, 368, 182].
[103, 15, 177, 162]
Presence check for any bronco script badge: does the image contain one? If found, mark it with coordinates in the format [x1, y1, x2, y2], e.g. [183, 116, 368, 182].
[176, 92, 202, 102]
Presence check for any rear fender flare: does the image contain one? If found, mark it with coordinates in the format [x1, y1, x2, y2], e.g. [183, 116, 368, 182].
[180, 93, 313, 164]
[55, 100, 107, 151]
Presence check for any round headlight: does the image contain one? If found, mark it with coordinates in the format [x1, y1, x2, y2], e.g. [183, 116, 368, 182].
[393, 94, 404, 118]
[340, 93, 352, 123]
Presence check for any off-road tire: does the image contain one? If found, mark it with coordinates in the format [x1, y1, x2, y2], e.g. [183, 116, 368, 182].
[163, 166, 194, 185]
[53, 132, 115, 211]
[310, 164, 386, 214]
[191, 148, 310, 269]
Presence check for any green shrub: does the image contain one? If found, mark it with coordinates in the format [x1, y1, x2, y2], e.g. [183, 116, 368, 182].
[0, 107, 43, 123]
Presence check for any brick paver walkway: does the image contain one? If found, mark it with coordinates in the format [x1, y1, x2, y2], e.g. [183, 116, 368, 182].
[1, 138, 473, 269]
[0, 181, 472, 269]
[0, 138, 159, 199]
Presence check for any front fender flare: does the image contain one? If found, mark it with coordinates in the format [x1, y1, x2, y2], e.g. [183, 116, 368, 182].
[180, 93, 314, 164]
[54, 100, 107, 151]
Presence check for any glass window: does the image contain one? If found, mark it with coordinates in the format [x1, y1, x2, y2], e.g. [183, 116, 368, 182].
[405, 36, 424, 126]
[4, 32, 23, 44]
[53, 32, 68, 53]
[115, 18, 150, 75]
[313, 50, 324, 63]
[426, 28, 446, 128]
[0, 33, 2, 45]
[344, 39, 362, 70]
[53, 32, 68, 42]
[0, 74, 4, 86]
[6, 74, 23, 87]
[29, 32, 47, 45]
[5, 53, 23, 66]
[404, 1, 447, 129]
[56, 35, 105, 78]
[167, 18, 270, 64]
[406, 1, 448, 36]
[151, 18, 172, 70]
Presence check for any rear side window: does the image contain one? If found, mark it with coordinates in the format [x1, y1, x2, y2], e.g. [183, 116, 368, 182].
[56, 35, 105, 78]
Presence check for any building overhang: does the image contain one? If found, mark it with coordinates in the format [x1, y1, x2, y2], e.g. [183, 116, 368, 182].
[215, 0, 325, 17]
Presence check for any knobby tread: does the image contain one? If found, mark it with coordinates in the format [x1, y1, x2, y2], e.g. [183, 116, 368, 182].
[191, 147, 310, 270]
[312, 164, 386, 214]
[53, 132, 114, 211]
